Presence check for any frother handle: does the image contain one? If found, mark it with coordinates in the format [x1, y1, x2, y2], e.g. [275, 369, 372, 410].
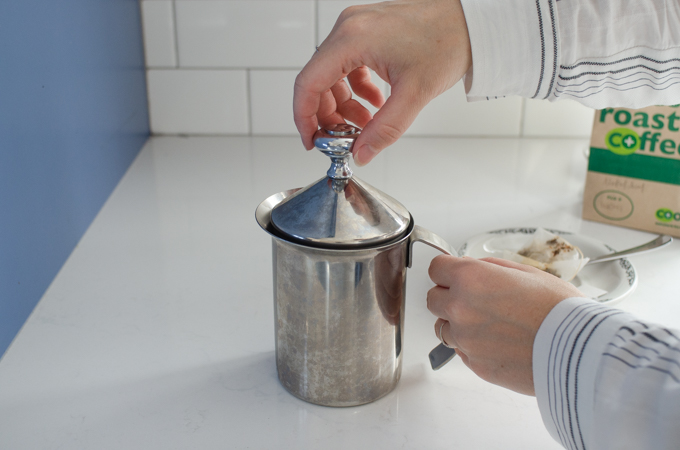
[407, 225, 459, 370]
[407, 225, 458, 268]
[429, 343, 457, 371]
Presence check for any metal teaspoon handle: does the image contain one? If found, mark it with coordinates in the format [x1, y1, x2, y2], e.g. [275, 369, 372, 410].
[587, 235, 673, 265]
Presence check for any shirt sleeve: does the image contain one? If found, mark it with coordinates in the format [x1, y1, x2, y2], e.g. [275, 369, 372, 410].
[533, 297, 680, 450]
[458, 0, 680, 109]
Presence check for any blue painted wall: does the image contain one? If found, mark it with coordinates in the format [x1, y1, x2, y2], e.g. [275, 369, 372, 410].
[0, 0, 150, 357]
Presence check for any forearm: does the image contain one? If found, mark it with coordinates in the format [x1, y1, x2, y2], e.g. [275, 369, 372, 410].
[533, 297, 680, 449]
[460, 0, 680, 108]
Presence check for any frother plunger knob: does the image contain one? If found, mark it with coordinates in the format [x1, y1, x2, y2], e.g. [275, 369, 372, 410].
[313, 124, 361, 180]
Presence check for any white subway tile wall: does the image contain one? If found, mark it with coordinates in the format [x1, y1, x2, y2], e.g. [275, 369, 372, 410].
[250, 69, 299, 135]
[175, 1, 314, 68]
[147, 69, 248, 134]
[522, 98, 595, 137]
[141, 1, 177, 68]
[406, 84, 523, 136]
[142, 0, 595, 138]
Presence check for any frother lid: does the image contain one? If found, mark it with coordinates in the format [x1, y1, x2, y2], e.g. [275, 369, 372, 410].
[270, 125, 411, 248]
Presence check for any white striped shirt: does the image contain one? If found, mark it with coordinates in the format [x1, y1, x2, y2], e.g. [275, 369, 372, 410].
[534, 297, 680, 449]
[460, 0, 680, 108]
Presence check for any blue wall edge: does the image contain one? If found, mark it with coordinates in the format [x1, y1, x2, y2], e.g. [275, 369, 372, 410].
[0, 0, 150, 358]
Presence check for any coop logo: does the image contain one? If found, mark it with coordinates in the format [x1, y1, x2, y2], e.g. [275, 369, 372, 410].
[605, 128, 640, 155]
[656, 208, 680, 223]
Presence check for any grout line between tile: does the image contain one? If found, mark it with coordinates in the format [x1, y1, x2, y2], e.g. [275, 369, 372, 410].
[246, 69, 253, 136]
[139, 1, 154, 135]
[519, 97, 527, 137]
[156, 66, 304, 71]
[172, 0, 180, 68]
[314, 0, 319, 46]
[139, 1, 149, 68]
[146, 132, 589, 141]
[145, 70, 156, 134]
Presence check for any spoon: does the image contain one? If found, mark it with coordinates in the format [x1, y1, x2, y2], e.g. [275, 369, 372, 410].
[586, 235, 672, 264]
[429, 234, 674, 371]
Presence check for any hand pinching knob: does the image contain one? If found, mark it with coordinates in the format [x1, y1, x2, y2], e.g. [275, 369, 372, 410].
[313, 124, 362, 179]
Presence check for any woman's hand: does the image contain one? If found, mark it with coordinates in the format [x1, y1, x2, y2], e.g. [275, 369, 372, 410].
[294, 0, 472, 165]
[427, 256, 584, 395]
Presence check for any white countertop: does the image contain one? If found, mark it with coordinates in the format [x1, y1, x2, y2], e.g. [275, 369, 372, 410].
[1, 136, 678, 449]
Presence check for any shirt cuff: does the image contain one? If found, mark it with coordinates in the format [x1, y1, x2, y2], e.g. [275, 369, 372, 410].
[532, 297, 635, 449]
[459, 0, 559, 101]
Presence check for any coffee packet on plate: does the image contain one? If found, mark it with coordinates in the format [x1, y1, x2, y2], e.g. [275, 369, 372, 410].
[486, 228, 589, 281]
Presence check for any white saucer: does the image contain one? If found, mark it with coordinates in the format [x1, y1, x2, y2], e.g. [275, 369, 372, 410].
[458, 228, 638, 305]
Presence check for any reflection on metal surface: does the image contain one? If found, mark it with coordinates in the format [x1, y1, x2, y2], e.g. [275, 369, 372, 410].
[273, 235, 406, 406]
[314, 125, 361, 180]
[270, 124, 410, 249]
[269, 177, 410, 248]
[331, 178, 348, 194]
[256, 191, 458, 405]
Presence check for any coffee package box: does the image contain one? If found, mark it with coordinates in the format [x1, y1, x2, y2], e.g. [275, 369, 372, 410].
[582, 105, 680, 237]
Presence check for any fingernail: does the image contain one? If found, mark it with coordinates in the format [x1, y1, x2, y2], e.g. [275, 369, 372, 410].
[303, 137, 314, 150]
[354, 144, 376, 167]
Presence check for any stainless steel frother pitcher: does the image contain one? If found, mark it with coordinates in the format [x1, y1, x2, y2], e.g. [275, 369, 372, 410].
[256, 124, 457, 407]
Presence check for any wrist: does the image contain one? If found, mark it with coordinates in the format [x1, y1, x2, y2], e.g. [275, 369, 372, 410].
[459, 0, 558, 100]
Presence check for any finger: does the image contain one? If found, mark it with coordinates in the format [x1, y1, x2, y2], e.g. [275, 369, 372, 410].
[455, 348, 470, 368]
[478, 257, 545, 274]
[293, 87, 319, 150]
[294, 52, 357, 149]
[427, 285, 452, 320]
[330, 80, 373, 128]
[337, 99, 373, 128]
[329, 77, 352, 103]
[352, 84, 430, 166]
[427, 254, 465, 288]
[428, 255, 532, 288]
[434, 318, 457, 349]
[347, 66, 385, 108]
[317, 88, 339, 122]
[316, 88, 346, 130]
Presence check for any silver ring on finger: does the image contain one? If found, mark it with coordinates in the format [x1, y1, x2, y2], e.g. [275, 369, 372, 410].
[439, 322, 453, 349]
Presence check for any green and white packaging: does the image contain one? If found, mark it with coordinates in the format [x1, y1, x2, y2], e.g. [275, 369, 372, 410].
[582, 105, 680, 237]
